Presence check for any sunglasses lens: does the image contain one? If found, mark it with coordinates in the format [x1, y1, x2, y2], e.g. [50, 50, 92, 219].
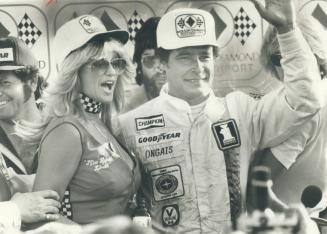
[142, 56, 159, 69]
[90, 58, 126, 74]
[111, 58, 127, 73]
[92, 59, 109, 71]
[271, 54, 282, 67]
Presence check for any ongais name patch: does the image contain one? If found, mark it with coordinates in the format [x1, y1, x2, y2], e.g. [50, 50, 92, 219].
[212, 119, 241, 151]
[135, 114, 165, 131]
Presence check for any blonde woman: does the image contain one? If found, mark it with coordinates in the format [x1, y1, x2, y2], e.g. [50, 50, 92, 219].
[30, 15, 140, 224]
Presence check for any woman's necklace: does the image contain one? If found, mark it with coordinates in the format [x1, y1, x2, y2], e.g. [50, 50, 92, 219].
[79, 93, 102, 114]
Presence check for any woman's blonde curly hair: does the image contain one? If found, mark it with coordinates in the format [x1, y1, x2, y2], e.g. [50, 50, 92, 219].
[16, 38, 135, 144]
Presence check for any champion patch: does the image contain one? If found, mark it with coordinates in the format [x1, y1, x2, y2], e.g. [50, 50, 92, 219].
[212, 119, 241, 150]
[135, 114, 165, 131]
[0, 48, 14, 62]
[162, 204, 180, 227]
[79, 16, 100, 33]
[175, 14, 206, 38]
[151, 165, 184, 202]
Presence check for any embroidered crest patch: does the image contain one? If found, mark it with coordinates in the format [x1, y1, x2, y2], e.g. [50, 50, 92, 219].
[151, 165, 184, 201]
[212, 119, 241, 150]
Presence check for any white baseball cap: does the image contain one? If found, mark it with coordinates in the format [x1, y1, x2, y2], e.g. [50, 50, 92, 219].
[157, 8, 218, 50]
[53, 15, 129, 68]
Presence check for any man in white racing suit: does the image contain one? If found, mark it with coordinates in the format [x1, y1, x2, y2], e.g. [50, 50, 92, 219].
[117, 1, 325, 233]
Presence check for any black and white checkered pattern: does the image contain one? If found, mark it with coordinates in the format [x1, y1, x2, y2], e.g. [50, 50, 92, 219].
[79, 93, 102, 114]
[127, 10, 144, 42]
[18, 13, 42, 48]
[249, 91, 264, 100]
[59, 188, 73, 219]
[234, 7, 256, 45]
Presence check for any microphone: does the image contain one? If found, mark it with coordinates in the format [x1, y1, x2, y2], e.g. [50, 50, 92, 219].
[301, 185, 323, 208]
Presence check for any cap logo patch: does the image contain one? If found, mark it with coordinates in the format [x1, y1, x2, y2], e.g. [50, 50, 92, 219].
[79, 16, 99, 34]
[175, 14, 205, 38]
[0, 48, 14, 62]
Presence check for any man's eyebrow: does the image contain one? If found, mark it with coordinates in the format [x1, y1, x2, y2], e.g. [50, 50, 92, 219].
[175, 51, 191, 56]
[142, 52, 154, 56]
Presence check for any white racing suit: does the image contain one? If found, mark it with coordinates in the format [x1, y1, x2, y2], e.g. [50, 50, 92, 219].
[116, 29, 324, 234]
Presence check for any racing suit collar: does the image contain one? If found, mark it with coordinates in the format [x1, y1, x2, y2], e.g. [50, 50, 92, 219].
[160, 84, 226, 122]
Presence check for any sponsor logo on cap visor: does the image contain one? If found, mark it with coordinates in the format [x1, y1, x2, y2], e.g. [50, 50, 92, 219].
[175, 14, 205, 38]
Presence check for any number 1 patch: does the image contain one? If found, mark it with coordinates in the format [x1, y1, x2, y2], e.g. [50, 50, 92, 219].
[212, 119, 241, 150]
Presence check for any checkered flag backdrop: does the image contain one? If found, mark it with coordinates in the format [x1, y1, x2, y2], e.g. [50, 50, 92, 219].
[18, 13, 42, 48]
[128, 10, 144, 42]
[234, 7, 256, 45]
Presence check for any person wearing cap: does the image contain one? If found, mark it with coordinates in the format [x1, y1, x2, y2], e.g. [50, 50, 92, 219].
[248, 10, 327, 217]
[0, 36, 61, 230]
[0, 36, 50, 195]
[0, 37, 45, 175]
[123, 17, 165, 113]
[29, 15, 141, 224]
[116, 0, 325, 233]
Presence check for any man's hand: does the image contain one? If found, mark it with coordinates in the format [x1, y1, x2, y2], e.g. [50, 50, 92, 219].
[10, 190, 61, 223]
[251, 0, 295, 33]
[288, 205, 320, 234]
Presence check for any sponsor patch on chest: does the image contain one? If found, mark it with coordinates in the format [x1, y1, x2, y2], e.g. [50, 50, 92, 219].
[145, 146, 173, 159]
[162, 204, 180, 227]
[135, 114, 165, 131]
[136, 131, 183, 147]
[150, 165, 184, 202]
[212, 119, 241, 150]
